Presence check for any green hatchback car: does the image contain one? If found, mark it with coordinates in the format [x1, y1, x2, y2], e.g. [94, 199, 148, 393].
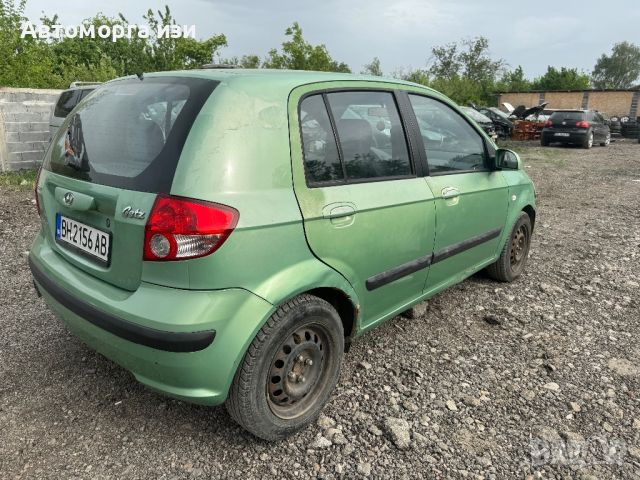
[30, 70, 536, 440]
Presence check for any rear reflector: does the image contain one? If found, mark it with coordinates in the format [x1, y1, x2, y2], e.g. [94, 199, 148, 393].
[143, 195, 239, 261]
[34, 165, 43, 216]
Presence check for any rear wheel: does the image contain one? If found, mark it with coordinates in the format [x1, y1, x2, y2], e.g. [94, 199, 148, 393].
[582, 130, 594, 149]
[485, 212, 532, 282]
[226, 294, 344, 440]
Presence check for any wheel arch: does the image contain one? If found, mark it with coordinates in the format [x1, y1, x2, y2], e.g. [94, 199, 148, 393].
[522, 204, 536, 231]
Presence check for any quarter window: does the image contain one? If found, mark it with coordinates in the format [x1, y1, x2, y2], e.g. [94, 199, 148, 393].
[409, 95, 486, 174]
[299, 95, 343, 183]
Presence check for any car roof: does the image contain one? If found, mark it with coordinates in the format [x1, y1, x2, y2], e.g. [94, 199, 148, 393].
[106, 69, 439, 95]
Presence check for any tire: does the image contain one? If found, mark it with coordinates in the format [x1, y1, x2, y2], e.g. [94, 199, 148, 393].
[485, 212, 532, 282]
[600, 132, 611, 147]
[226, 294, 344, 440]
[540, 136, 549, 147]
[582, 130, 594, 149]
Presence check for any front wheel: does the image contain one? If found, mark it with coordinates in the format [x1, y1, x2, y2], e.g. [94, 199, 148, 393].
[485, 212, 532, 282]
[600, 133, 611, 147]
[226, 294, 344, 440]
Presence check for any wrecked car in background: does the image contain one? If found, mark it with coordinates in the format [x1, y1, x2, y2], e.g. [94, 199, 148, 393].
[473, 106, 513, 139]
[459, 106, 497, 140]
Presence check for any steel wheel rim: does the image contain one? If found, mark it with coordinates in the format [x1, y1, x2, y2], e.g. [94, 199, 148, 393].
[510, 224, 528, 266]
[266, 322, 330, 420]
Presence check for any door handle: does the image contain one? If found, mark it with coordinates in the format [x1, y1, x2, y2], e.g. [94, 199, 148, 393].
[441, 187, 460, 199]
[325, 205, 356, 219]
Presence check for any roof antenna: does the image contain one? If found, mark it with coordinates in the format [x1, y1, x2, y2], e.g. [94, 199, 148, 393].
[136, 72, 144, 81]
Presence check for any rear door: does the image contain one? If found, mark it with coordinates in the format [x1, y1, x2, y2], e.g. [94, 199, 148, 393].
[407, 94, 509, 294]
[290, 86, 436, 325]
[38, 76, 217, 291]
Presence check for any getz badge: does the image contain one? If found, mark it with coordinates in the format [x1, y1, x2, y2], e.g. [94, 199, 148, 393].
[122, 206, 146, 219]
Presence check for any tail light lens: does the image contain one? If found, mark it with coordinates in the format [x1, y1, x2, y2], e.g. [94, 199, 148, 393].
[143, 195, 239, 261]
[576, 120, 590, 129]
[544, 120, 552, 128]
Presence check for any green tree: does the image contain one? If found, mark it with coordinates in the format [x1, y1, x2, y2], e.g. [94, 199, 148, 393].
[428, 42, 460, 80]
[362, 57, 383, 76]
[592, 42, 640, 89]
[219, 54, 261, 68]
[0, 0, 56, 88]
[263, 22, 350, 72]
[143, 6, 227, 71]
[497, 66, 532, 92]
[422, 37, 504, 104]
[532, 66, 590, 90]
[458, 37, 505, 84]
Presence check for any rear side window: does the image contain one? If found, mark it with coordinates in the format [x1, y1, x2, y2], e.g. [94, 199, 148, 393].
[299, 91, 412, 184]
[54, 90, 81, 118]
[44, 76, 218, 193]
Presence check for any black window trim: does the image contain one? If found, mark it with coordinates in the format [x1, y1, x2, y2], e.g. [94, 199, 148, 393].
[298, 87, 419, 188]
[405, 92, 494, 177]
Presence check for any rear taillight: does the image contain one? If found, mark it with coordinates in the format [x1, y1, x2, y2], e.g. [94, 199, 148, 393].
[576, 120, 590, 129]
[34, 166, 42, 216]
[544, 120, 552, 128]
[143, 195, 239, 261]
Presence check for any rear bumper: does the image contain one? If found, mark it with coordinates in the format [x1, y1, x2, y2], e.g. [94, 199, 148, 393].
[30, 256, 215, 353]
[29, 232, 274, 406]
[542, 129, 588, 143]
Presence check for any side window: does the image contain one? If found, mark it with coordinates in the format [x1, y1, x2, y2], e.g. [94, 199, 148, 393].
[300, 95, 343, 183]
[54, 90, 81, 118]
[408, 94, 486, 174]
[326, 91, 411, 180]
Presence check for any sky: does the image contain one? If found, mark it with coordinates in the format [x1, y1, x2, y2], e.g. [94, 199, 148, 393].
[24, 0, 640, 78]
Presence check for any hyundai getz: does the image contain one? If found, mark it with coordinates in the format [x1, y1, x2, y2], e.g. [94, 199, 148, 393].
[30, 70, 536, 440]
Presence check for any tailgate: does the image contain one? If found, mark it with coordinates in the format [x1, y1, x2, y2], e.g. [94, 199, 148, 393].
[37, 75, 218, 291]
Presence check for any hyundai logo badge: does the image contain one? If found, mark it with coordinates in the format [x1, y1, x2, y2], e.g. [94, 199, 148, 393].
[63, 192, 74, 206]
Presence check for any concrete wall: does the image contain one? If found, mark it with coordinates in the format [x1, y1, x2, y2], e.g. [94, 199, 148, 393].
[0, 87, 62, 172]
[499, 92, 540, 110]
[588, 91, 636, 117]
[543, 91, 584, 110]
[498, 90, 638, 118]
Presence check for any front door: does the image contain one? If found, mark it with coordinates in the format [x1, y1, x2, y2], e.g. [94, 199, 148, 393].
[407, 94, 509, 294]
[290, 87, 437, 326]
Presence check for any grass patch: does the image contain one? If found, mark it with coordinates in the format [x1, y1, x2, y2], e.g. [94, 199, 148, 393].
[499, 141, 567, 168]
[0, 169, 38, 189]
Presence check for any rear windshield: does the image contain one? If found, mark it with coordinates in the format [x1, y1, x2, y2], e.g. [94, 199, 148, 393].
[44, 76, 218, 193]
[550, 111, 585, 122]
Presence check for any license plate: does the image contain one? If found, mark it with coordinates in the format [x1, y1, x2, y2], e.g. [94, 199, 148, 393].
[56, 214, 110, 264]
[554, 132, 570, 137]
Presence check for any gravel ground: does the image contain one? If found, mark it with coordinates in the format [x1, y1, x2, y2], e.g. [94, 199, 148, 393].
[1, 140, 639, 479]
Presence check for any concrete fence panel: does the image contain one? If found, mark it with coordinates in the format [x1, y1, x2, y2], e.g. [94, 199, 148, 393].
[0, 87, 62, 172]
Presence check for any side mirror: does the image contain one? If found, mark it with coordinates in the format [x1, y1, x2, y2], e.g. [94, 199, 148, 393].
[494, 148, 520, 170]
